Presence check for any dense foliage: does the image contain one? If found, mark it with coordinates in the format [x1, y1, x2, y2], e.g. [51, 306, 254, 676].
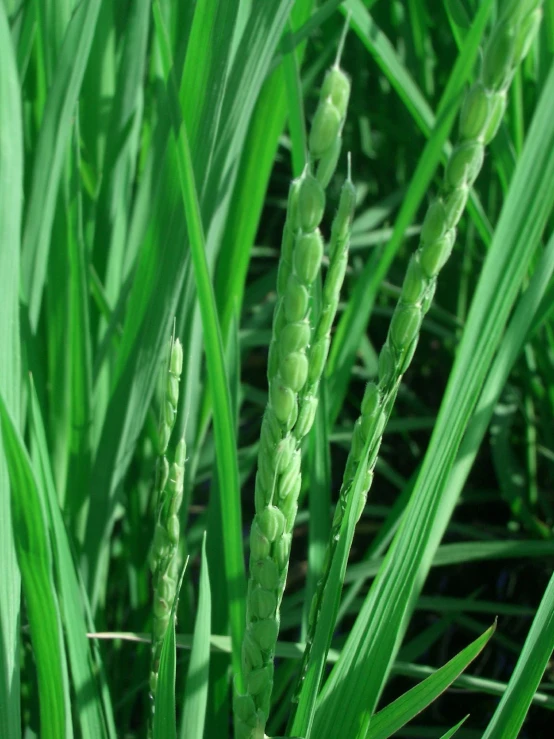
[1, 1, 554, 738]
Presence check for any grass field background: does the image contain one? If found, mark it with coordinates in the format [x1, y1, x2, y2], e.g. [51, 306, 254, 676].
[1, 1, 554, 737]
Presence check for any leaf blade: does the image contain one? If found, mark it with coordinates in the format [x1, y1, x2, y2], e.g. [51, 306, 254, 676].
[0, 393, 72, 738]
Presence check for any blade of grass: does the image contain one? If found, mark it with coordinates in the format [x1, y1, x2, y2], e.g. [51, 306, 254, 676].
[64, 127, 93, 543]
[439, 716, 469, 739]
[34, 0, 72, 83]
[392, 661, 554, 710]
[0, 5, 23, 736]
[153, 561, 188, 739]
[13, 0, 36, 83]
[87, 630, 554, 710]
[21, 0, 102, 330]
[0, 393, 72, 739]
[290, 388, 376, 737]
[446, 229, 554, 534]
[179, 0, 222, 154]
[79, 0, 115, 188]
[213, 0, 313, 351]
[366, 623, 494, 739]
[282, 17, 308, 175]
[482, 571, 554, 738]
[344, 540, 554, 582]
[174, 0, 239, 504]
[46, 158, 73, 502]
[181, 533, 211, 739]
[28, 379, 113, 739]
[203, 304, 240, 738]
[90, 0, 150, 445]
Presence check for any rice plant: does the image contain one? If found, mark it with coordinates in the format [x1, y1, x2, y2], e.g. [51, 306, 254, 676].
[1, 1, 554, 738]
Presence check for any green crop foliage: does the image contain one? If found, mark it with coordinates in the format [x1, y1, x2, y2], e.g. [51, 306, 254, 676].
[1, 2, 554, 739]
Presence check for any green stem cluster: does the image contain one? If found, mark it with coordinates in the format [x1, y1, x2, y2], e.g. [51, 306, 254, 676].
[295, 0, 544, 699]
[234, 64, 354, 739]
[149, 338, 185, 706]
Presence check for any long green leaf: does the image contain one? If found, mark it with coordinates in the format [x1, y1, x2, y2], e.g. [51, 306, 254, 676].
[173, 0, 239, 478]
[482, 571, 554, 738]
[345, 539, 554, 582]
[0, 4, 23, 736]
[181, 533, 212, 739]
[366, 624, 494, 739]
[90, 0, 150, 447]
[214, 0, 313, 349]
[445, 228, 554, 532]
[154, 561, 188, 739]
[34, 0, 72, 82]
[88, 629, 554, 710]
[29, 380, 113, 739]
[0, 393, 72, 738]
[291, 391, 376, 737]
[64, 128, 93, 543]
[21, 0, 102, 329]
[45, 155, 73, 503]
[439, 716, 469, 739]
